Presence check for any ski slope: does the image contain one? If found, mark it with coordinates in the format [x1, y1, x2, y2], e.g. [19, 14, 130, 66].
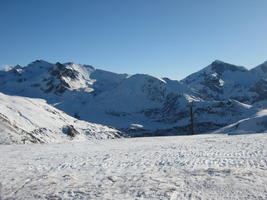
[0, 133, 266, 200]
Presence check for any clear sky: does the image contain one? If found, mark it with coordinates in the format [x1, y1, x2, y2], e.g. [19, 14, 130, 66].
[0, 0, 267, 80]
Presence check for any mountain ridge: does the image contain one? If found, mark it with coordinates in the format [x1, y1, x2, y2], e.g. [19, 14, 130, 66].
[0, 59, 266, 139]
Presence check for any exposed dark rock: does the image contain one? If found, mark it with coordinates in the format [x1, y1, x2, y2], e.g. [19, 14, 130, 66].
[62, 125, 80, 137]
[200, 74, 223, 94]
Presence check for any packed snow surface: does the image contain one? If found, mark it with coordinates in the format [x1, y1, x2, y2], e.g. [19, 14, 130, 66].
[0, 133, 266, 200]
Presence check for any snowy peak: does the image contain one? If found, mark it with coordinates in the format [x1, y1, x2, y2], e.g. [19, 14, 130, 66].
[181, 60, 259, 101]
[209, 60, 248, 74]
[185, 60, 248, 79]
[0, 60, 129, 96]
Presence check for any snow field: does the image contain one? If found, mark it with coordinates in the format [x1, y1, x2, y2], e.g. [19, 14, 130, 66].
[0, 133, 266, 199]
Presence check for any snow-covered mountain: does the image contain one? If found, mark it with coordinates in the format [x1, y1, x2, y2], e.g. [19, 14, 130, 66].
[181, 60, 267, 104]
[0, 59, 266, 137]
[0, 93, 121, 144]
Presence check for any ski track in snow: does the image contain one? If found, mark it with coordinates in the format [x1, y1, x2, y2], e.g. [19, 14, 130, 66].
[0, 134, 266, 200]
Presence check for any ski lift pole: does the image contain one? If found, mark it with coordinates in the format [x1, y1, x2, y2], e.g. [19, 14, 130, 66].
[187, 102, 195, 135]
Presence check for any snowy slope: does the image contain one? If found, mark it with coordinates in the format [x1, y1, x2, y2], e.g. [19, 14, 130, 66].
[0, 133, 266, 199]
[0, 93, 120, 144]
[213, 109, 267, 135]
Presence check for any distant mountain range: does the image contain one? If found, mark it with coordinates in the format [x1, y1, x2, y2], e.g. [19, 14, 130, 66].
[1, 59, 267, 143]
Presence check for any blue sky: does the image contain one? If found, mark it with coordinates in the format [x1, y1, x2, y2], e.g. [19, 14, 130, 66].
[0, 0, 267, 80]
